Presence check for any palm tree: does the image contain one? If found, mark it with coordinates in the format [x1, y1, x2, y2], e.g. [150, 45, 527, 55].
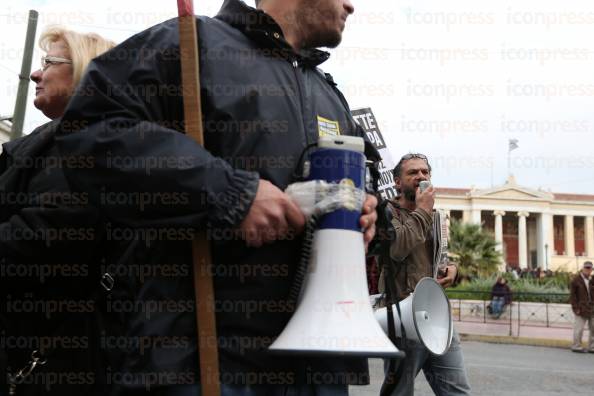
[448, 220, 501, 280]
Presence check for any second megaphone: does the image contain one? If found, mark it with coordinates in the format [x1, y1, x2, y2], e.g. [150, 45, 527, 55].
[375, 277, 453, 356]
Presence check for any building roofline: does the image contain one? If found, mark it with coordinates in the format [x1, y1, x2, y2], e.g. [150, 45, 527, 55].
[436, 187, 594, 204]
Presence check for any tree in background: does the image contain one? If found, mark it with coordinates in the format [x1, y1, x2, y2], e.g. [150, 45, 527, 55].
[448, 220, 501, 280]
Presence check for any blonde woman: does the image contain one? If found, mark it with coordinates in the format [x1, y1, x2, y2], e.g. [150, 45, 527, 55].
[0, 27, 115, 396]
[30, 26, 115, 119]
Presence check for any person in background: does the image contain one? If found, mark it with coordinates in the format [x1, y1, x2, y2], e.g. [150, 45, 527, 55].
[0, 26, 115, 395]
[569, 261, 594, 353]
[489, 276, 512, 319]
[30, 26, 116, 120]
[377, 153, 471, 396]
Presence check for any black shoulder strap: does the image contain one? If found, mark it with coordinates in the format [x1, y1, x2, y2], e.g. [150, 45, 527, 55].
[378, 199, 407, 396]
[386, 202, 408, 283]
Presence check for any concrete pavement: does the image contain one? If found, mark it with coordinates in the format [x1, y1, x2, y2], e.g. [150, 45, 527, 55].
[454, 319, 591, 349]
[350, 341, 594, 396]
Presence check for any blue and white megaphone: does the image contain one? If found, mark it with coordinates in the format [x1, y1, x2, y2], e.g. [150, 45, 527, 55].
[269, 136, 401, 357]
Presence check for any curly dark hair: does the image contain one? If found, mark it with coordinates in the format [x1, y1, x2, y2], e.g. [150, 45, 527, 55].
[392, 153, 432, 179]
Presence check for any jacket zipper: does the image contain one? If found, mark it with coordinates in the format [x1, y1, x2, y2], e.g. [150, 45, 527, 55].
[291, 59, 312, 150]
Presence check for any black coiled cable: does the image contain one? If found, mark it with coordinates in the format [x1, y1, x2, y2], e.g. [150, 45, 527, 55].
[288, 213, 320, 304]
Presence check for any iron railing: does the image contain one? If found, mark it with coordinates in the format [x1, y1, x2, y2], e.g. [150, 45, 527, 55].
[445, 290, 572, 337]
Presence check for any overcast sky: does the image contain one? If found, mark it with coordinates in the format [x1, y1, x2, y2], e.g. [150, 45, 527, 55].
[1, 0, 594, 194]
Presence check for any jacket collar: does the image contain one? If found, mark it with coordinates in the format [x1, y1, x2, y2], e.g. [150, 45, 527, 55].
[215, 0, 331, 67]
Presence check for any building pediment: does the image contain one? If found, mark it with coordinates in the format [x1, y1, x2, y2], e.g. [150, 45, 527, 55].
[436, 175, 593, 207]
[472, 187, 552, 201]
[465, 174, 553, 201]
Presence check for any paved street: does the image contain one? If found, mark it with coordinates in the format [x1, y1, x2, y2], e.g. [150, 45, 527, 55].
[350, 341, 594, 395]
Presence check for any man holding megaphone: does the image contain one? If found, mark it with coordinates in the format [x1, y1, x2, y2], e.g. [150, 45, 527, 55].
[377, 153, 471, 396]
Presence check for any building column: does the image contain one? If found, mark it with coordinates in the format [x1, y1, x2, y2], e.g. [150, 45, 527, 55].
[518, 211, 529, 269]
[494, 210, 506, 271]
[462, 210, 471, 224]
[444, 210, 451, 239]
[537, 213, 553, 270]
[564, 215, 575, 257]
[471, 209, 481, 225]
[586, 216, 594, 258]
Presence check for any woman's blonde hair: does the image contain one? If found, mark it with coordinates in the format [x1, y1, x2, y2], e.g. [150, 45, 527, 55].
[39, 26, 116, 88]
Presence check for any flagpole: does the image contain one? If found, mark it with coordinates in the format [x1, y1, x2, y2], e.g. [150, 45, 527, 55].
[508, 139, 518, 177]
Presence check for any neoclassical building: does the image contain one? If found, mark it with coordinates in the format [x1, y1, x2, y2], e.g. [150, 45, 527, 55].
[436, 176, 594, 272]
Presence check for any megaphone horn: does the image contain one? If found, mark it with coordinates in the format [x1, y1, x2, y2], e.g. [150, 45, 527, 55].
[375, 277, 453, 356]
[269, 136, 402, 358]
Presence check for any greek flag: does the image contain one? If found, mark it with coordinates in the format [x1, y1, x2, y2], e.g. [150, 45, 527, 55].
[508, 139, 519, 152]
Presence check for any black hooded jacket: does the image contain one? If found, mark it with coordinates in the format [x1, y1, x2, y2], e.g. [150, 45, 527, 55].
[46, 0, 378, 390]
[0, 121, 106, 395]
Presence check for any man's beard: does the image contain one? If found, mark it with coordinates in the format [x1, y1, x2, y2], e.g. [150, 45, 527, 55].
[402, 187, 416, 202]
[302, 28, 342, 49]
[295, 2, 343, 49]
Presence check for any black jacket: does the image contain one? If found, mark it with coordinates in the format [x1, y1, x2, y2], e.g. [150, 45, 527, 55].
[53, 0, 378, 390]
[0, 120, 105, 395]
[490, 283, 512, 305]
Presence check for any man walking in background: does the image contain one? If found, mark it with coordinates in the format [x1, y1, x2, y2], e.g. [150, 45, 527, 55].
[569, 261, 594, 352]
[377, 153, 471, 396]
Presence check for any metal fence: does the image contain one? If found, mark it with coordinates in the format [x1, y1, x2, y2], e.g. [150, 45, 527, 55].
[445, 290, 572, 336]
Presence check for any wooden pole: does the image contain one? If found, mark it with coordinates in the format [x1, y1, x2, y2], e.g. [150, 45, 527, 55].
[176, 1, 221, 394]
